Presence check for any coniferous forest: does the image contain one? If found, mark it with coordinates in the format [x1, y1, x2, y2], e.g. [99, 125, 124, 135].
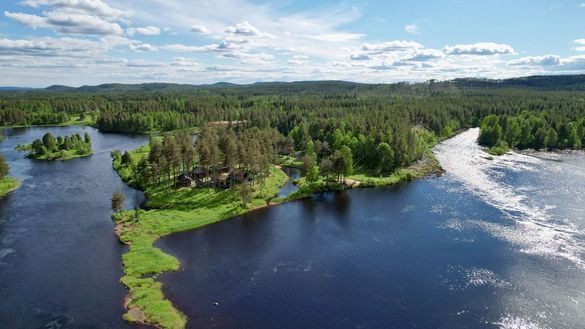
[2, 77, 585, 170]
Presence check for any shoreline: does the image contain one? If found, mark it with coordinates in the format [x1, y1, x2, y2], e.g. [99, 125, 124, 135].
[0, 177, 20, 197]
[112, 144, 443, 329]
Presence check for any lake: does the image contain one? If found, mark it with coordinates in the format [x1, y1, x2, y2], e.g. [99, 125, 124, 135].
[157, 128, 585, 329]
[0, 126, 148, 328]
[1, 127, 584, 329]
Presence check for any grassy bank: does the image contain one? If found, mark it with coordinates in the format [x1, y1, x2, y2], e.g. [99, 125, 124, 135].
[281, 150, 443, 201]
[113, 145, 442, 329]
[0, 177, 20, 197]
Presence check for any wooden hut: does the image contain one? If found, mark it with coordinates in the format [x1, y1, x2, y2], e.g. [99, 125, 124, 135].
[177, 174, 193, 188]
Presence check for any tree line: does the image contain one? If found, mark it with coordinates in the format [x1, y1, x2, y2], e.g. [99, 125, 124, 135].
[479, 112, 584, 151]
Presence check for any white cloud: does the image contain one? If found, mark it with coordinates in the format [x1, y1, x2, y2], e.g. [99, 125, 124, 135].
[225, 20, 261, 36]
[403, 48, 443, 61]
[361, 40, 424, 54]
[405, 24, 420, 34]
[5, 0, 129, 35]
[443, 42, 516, 55]
[162, 40, 240, 53]
[4, 11, 49, 29]
[129, 43, 158, 52]
[0, 37, 101, 57]
[350, 53, 370, 61]
[573, 39, 585, 51]
[507, 55, 561, 66]
[21, 0, 130, 20]
[171, 57, 199, 67]
[127, 26, 161, 36]
[190, 25, 210, 34]
[306, 33, 364, 42]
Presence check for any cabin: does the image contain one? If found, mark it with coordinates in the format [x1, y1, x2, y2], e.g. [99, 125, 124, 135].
[216, 173, 231, 189]
[176, 174, 193, 188]
[229, 169, 250, 183]
[191, 167, 207, 180]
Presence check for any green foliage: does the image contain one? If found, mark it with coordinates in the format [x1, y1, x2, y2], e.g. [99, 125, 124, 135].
[0, 177, 20, 197]
[20, 132, 93, 160]
[480, 111, 584, 152]
[111, 191, 125, 213]
[479, 115, 502, 147]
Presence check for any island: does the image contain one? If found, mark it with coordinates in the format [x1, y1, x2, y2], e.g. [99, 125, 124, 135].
[16, 132, 93, 160]
[0, 154, 20, 197]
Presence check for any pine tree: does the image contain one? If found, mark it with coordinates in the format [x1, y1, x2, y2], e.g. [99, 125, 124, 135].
[111, 191, 125, 213]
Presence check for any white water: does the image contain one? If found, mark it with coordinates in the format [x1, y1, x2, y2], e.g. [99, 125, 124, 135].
[434, 128, 585, 270]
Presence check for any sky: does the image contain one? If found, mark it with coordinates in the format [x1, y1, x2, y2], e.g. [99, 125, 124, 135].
[1, 0, 585, 87]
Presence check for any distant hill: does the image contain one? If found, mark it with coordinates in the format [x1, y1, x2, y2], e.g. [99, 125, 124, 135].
[0, 87, 35, 92]
[4, 74, 585, 95]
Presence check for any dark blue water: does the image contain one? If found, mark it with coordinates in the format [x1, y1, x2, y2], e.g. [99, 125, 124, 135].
[157, 130, 585, 329]
[276, 167, 301, 198]
[0, 127, 148, 329]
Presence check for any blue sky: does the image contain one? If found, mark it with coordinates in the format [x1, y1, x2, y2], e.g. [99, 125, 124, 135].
[1, 0, 585, 87]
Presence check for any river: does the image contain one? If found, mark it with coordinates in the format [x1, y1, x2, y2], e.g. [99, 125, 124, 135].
[157, 128, 585, 329]
[0, 126, 148, 328]
[1, 127, 584, 329]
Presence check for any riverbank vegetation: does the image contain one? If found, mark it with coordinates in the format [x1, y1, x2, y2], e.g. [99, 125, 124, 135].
[17, 132, 93, 160]
[479, 112, 584, 155]
[0, 155, 19, 197]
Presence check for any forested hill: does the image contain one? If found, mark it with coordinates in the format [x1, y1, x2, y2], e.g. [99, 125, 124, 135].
[25, 74, 585, 94]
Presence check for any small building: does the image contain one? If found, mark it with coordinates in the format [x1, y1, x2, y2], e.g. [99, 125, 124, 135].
[176, 174, 193, 188]
[191, 167, 207, 180]
[216, 173, 231, 189]
[229, 169, 250, 183]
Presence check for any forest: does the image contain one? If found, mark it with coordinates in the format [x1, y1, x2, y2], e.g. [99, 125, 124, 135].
[2, 76, 585, 168]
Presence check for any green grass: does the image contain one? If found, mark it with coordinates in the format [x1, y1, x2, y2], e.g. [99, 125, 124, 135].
[113, 145, 289, 328]
[0, 177, 20, 197]
[28, 149, 92, 161]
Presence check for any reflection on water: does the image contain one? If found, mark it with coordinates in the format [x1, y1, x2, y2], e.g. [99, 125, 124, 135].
[158, 129, 585, 329]
[0, 126, 148, 329]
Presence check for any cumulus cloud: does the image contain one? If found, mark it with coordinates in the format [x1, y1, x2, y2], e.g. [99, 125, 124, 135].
[5, 0, 129, 35]
[507, 55, 561, 66]
[4, 12, 49, 29]
[0, 36, 100, 57]
[405, 24, 420, 34]
[403, 48, 443, 61]
[162, 40, 240, 53]
[558, 55, 585, 71]
[225, 20, 261, 36]
[190, 25, 210, 34]
[21, 0, 130, 20]
[127, 26, 161, 36]
[129, 43, 158, 52]
[443, 42, 515, 55]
